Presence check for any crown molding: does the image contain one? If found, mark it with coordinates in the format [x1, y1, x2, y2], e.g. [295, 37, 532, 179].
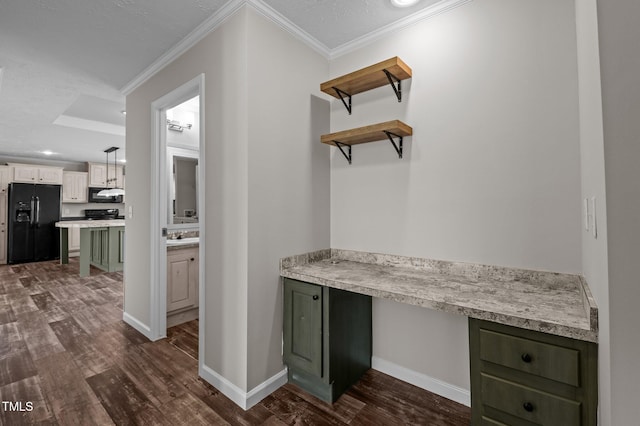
[121, 0, 245, 95]
[120, 0, 472, 96]
[246, 0, 331, 58]
[330, 0, 473, 60]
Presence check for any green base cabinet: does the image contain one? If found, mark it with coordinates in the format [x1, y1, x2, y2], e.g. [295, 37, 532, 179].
[82, 227, 124, 276]
[283, 278, 372, 403]
[469, 319, 597, 426]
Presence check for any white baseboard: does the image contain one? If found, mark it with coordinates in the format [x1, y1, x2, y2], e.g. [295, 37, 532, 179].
[122, 312, 153, 340]
[200, 364, 287, 410]
[372, 356, 470, 407]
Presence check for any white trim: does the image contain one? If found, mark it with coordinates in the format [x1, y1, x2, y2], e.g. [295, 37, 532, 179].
[149, 75, 205, 343]
[196, 84, 206, 372]
[122, 312, 153, 340]
[330, 0, 473, 59]
[245, 368, 288, 409]
[120, 0, 472, 95]
[372, 356, 471, 407]
[53, 115, 126, 136]
[247, 0, 331, 58]
[121, 0, 244, 95]
[199, 364, 288, 410]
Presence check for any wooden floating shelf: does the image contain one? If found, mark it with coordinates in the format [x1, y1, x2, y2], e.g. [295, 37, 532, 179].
[320, 57, 412, 113]
[321, 120, 413, 164]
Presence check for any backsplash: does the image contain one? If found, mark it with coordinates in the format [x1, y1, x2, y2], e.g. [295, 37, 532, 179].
[167, 230, 199, 240]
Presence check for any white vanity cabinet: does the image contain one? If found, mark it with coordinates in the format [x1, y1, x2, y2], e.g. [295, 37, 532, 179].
[167, 246, 199, 313]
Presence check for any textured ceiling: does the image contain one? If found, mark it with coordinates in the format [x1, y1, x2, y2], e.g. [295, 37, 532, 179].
[0, 0, 456, 163]
[263, 0, 442, 49]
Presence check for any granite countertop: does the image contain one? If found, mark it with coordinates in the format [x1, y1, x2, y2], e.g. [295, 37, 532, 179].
[55, 219, 126, 228]
[167, 237, 199, 251]
[280, 249, 598, 342]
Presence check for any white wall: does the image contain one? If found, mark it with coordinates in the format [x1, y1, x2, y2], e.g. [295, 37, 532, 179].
[596, 0, 640, 424]
[166, 99, 200, 150]
[245, 7, 330, 390]
[125, 9, 250, 388]
[574, 0, 610, 424]
[125, 5, 330, 399]
[329, 0, 582, 392]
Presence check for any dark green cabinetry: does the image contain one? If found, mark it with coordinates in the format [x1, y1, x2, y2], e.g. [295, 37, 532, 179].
[469, 319, 597, 426]
[283, 278, 372, 403]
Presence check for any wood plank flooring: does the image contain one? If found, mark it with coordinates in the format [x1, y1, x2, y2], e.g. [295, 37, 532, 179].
[0, 258, 471, 425]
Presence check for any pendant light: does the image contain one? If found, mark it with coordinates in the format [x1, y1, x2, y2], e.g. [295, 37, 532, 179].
[97, 147, 125, 197]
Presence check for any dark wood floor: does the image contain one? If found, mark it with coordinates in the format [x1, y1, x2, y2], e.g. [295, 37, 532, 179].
[0, 258, 471, 425]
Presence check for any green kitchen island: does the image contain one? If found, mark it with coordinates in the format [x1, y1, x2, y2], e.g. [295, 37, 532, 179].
[55, 220, 125, 277]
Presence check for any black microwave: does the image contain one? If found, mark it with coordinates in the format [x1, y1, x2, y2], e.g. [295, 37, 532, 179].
[88, 187, 124, 203]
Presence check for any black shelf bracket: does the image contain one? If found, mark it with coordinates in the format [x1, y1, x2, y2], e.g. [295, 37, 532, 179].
[383, 69, 402, 102]
[333, 141, 352, 164]
[333, 87, 352, 114]
[384, 131, 403, 159]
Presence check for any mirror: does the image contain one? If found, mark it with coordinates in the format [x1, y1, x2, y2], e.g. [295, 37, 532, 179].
[171, 154, 198, 225]
[166, 96, 199, 228]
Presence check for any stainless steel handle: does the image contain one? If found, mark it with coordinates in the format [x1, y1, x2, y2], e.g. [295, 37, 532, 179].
[30, 197, 35, 225]
[35, 196, 40, 226]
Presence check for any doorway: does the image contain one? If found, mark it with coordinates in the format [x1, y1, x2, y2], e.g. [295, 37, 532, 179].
[149, 75, 205, 369]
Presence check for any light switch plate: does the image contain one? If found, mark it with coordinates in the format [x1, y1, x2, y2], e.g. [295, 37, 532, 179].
[584, 198, 589, 231]
[591, 197, 597, 238]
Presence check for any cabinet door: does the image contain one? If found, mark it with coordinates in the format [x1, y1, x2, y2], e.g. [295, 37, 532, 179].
[0, 193, 6, 264]
[38, 167, 63, 184]
[13, 165, 38, 182]
[63, 172, 88, 203]
[89, 163, 107, 187]
[0, 166, 12, 193]
[107, 165, 124, 188]
[62, 172, 77, 202]
[167, 248, 198, 312]
[69, 227, 80, 252]
[74, 173, 88, 202]
[283, 278, 323, 377]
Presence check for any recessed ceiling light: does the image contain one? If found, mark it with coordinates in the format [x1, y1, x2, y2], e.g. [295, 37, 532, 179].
[119, 159, 127, 163]
[41, 150, 54, 156]
[121, 110, 126, 116]
[391, 0, 420, 7]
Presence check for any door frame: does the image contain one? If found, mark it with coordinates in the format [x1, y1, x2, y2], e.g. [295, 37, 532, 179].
[149, 74, 205, 351]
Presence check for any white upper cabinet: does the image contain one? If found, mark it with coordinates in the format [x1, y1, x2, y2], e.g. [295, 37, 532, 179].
[62, 171, 88, 203]
[0, 166, 13, 193]
[10, 163, 63, 185]
[88, 162, 124, 188]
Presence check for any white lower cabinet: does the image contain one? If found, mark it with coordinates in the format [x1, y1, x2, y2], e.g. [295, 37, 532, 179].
[167, 247, 199, 313]
[68, 227, 81, 255]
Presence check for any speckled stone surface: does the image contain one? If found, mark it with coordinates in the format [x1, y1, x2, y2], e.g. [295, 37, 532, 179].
[280, 249, 598, 342]
[55, 219, 125, 228]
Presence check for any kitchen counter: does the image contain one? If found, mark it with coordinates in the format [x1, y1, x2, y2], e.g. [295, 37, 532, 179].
[167, 237, 199, 250]
[55, 219, 125, 228]
[56, 220, 125, 277]
[280, 249, 598, 342]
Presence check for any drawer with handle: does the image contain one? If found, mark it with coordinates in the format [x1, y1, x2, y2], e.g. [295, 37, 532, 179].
[479, 328, 580, 386]
[481, 373, 581, 425]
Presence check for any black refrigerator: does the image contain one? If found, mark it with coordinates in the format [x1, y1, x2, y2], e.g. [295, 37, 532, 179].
[7, 183, 62, 264]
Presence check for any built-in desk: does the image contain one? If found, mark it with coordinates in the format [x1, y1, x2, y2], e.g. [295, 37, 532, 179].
[56, 220, 125, 277]
[280, 249, 598, 424]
